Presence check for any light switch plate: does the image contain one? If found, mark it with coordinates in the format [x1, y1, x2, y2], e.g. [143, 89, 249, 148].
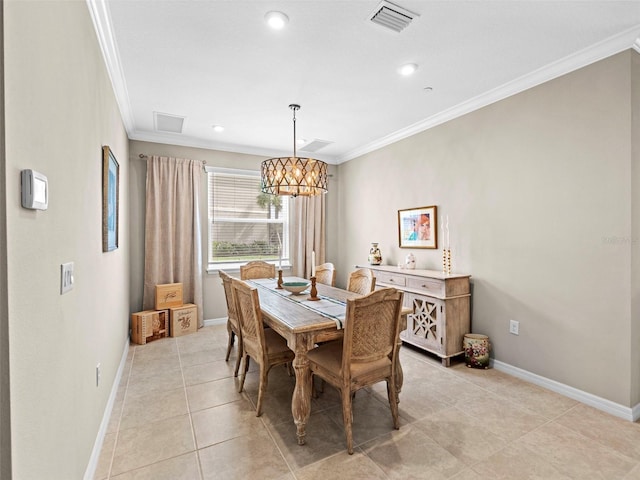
[61, 262, 74, 294]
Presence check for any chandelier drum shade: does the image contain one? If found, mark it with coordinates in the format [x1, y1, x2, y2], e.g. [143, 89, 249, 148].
[261, 104, 328, 197]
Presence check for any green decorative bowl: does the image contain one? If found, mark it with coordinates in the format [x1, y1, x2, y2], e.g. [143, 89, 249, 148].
[282, 282, 310, 294]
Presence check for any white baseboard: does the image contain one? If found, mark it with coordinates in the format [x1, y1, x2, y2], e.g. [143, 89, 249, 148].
[83, 336, 130, 480]
[492, 359, 639, 422]
[204, 317, 226, 327]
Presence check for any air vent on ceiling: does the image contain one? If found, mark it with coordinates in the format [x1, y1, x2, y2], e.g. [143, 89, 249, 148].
[154, 112, 185, 134]
[368, 1, 418, 33]
[300, 139, 333, 153]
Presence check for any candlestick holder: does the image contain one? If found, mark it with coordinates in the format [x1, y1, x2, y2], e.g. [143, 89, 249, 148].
[442, 249, 447, 274]
[308, 276, 320, 301]
[276, 269, 283, 289]
[446, 249, 452, 275]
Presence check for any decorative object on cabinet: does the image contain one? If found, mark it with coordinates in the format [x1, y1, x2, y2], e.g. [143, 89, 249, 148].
[442, 248, 452, 274]
[463, 334, 490, 369]
[368, 242, 382, 265]
[357, 264, 470, 367]
[260, 104, 328, 197]
[441, 215, 452, 274]
[405, 253, 416, 269]
[102, 146, 119, 252]
[398, 206, 437, 249]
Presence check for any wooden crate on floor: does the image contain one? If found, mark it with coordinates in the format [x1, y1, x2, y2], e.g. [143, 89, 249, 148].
[155, 282, 183, 310]
[131, 309, 169, 345]
[170, 303, 198, 337]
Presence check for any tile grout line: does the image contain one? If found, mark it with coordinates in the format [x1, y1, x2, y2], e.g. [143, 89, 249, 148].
[176, 337, 206, 480]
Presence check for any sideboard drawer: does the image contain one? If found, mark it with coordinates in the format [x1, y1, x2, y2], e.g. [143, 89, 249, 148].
[406, 277, 445, 296]
[375, 270, 407, 287]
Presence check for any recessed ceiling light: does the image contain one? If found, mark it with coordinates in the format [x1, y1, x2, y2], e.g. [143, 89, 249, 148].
[212, 125, 224, 133]
[398, 63, 418, 76]
[265, 11, 289, 30]
[423, 86, 433, 92]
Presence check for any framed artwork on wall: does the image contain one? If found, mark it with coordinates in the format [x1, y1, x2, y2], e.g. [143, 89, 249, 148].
[102, 145, 119, 252]
[398, 205, 437, 249]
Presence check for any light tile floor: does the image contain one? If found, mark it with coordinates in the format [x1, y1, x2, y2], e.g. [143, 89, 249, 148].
[95, 324, 640, 479]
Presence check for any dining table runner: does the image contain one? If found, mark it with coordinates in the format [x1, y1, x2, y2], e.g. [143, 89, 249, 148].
[248, 277, 346, 329]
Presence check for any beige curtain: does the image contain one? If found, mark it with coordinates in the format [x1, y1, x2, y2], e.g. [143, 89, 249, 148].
[142, 156, 204, 327]
[291, 195, 326, 278]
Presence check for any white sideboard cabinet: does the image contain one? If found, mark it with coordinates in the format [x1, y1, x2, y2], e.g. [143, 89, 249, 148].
[357, 265, 471, 367]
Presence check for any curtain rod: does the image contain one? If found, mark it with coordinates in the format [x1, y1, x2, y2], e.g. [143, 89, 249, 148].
[138, 154, 207, 165]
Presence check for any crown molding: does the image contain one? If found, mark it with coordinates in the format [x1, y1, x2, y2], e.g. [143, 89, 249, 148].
[129, 131, 339, 164]
[88, 2, 639, 166]
[338, 25, 640, 164]
[86, 0, 136, 134]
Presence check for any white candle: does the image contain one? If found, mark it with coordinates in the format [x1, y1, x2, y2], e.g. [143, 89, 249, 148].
[446, 215, 450, 250]
[277, 232, 282, 270]
[311, 251, 316, 277]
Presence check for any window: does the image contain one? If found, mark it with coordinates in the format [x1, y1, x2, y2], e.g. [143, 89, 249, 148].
[207, 167, 289, 270]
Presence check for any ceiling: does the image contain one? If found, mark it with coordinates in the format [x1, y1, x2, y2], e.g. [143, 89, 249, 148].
[90, 1, 640, 164]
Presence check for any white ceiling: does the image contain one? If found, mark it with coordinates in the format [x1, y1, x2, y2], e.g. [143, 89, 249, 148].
[90, 1, 640, 164]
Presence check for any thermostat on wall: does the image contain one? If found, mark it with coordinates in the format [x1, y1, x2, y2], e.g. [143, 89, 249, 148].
[21, 169, 48, 210]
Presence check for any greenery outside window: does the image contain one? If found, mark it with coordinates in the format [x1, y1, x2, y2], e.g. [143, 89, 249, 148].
[207, 167, 289, 270]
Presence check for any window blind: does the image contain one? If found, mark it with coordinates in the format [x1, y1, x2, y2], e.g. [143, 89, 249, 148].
[208, 168, 289, 266]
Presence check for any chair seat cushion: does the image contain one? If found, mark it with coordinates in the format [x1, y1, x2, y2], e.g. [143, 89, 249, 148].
[264, 328, 292, 356]
[308, 340, 391, 378]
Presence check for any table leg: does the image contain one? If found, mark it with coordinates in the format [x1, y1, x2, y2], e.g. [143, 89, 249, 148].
[290, 334, 313, 445]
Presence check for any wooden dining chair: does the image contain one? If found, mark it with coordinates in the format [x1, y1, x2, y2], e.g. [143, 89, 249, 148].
[314, 262, 336, 286]
[307, 287, 404, 454]
[219, 270, 242, 377]
[347, 267, 376, 295]
[240, 260, 276, 280]
[232, 278, 295, 416]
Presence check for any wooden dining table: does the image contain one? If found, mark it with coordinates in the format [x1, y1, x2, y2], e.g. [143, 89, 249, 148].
[247, 277, 408, 446]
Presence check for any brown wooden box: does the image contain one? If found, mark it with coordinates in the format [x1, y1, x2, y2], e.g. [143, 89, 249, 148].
[155, 282, 183, 310]
[131, 310, 169, 345]
[169, 303, 198, 337]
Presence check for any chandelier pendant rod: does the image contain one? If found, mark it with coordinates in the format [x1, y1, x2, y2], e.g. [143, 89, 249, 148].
[290, 103, 299, 159]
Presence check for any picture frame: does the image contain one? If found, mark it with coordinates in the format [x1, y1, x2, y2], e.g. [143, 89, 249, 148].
[398, 205, 437, 249]
[102, 145, 119, 252]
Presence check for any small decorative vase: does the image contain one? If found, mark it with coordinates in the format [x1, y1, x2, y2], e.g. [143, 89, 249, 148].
[368, 242, 382, 265]
[463, 334, 491, 369]
[405, 253, 416, 269]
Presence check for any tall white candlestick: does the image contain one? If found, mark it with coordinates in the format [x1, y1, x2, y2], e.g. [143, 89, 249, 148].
[443, 215, 449, 249]
[311, 251, 316, 277]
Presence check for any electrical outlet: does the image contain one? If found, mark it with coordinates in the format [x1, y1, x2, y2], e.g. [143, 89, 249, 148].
[509, 319, 519, 335]
[61, 262, 74, 294]
[96, 363, 101, 387]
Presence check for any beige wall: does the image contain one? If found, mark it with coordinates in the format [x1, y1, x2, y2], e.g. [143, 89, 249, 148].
[0, 2, 9, 477]
[4, 2, 130, 478]
[631, 51, 640, 406]
[128, 140, 340, 321]
[337, 50, 638, 407]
